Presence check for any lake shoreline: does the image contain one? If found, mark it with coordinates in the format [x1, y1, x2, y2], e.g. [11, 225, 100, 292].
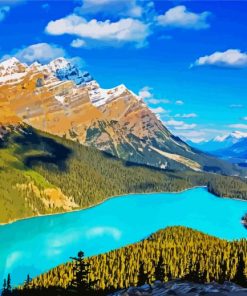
[1, 185, 246, 226]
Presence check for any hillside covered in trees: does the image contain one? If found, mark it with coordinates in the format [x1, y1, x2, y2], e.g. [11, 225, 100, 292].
[9, 226, 246, 296]
[1, 124, 247, 224]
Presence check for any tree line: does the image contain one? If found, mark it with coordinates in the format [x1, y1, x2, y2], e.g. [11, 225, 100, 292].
[3, 226, 244, 296]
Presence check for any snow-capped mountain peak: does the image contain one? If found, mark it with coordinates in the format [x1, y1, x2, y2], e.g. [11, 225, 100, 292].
[87, 81, 140, 107]
[48, 57, 70, 72]
[214, 131, 247, 143]
[46, 57, 93, 86]
[0, 57, 27, 77]
[187, 130, 247, 153]
[0, 57, 29, 84]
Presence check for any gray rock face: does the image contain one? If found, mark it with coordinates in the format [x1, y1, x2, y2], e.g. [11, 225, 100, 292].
[108, 280, 247, 296]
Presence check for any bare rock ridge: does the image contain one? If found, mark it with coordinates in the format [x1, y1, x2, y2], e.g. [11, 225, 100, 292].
[108, 280, 247, 296]
[0, 57, 244, 175]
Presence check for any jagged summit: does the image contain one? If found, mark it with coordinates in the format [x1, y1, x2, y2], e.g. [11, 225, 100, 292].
[0, 55, 244, 175]
[0, 56, 93, 86]
[48, 57, 69, 72]
[0, 57, 27, 75]
[88, 81, 141, 107]
[48, 57, 93, 85]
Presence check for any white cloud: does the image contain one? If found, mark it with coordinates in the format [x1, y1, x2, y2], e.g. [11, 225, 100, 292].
[157, 5, 211, 30]
[175, 100, 184, 105]
[0, 5, 10, 21]
[86, 226, 121, 240]
[193, 49, 247, 68]
[139, 86, 171, 105]
[164, 119, 196, 130]
[138, 86, 152, 99]
[46, 14, 150, 47]
[71, 38, 86, 48]
[76, 0, 143, 18]
[68, 56, 86, 68]
[175, 113, 197, 118]
[14, 43, 66, 64]
[229, 103, 244, 109]
[151, 106, 167, 114]
[228, 124, 247, 130]
[148, 98, 171, 105]
[148, 98, 161, 104]
[179, 130, 206, 143]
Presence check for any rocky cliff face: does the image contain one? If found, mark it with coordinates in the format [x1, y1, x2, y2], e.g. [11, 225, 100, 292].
[108, 280, 247, 296]
[0, 57, 244, 175]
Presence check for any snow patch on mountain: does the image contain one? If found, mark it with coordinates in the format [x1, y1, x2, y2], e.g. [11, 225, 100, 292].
[214, 131, 247, 142]
[0, 57, 93, 86]
[0, 57, 29, 84]
[87, 80, 141, 107]
[47, 57, 93, 86]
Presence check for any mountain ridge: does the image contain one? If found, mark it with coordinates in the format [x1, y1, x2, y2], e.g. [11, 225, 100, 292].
[0, 57, 245, 176]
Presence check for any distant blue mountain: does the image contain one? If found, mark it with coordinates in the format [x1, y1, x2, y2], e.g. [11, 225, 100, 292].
[187, 131, 247, 165]
[187, 131, 247, 153]
[213, 138, 247, 166]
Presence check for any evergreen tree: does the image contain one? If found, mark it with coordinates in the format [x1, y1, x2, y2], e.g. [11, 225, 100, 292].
[2, 279, 7, 296]
[70, 251, 92, 294]
[24, 275, 31, 289]
[234, 252, 246, 286]
[2, 275, 11, 296]
[154, 255, 165, 282]
[137, 262, 149, 286]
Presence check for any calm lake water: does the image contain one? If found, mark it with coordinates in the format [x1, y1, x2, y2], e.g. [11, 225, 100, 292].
[0, 188, 247, 285]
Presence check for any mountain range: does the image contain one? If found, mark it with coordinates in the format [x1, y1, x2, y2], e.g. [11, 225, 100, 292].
[0, 57, 245, 176]
[187, 131, 247, 166]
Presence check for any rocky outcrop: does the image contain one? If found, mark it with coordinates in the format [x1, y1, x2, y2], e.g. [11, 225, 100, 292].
[108, 280, 247, 296]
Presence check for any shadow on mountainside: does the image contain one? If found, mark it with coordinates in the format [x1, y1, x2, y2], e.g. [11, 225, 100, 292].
[10, 127, 72, 172]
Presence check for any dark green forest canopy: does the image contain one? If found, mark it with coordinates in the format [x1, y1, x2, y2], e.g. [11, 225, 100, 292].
[1, 125, 247, 223]
[20, 226, 247, 293]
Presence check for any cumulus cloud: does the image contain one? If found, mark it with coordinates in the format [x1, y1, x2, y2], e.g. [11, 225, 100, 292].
[147, 98, 160, 104]
[178, 130, 206, 143]
[76, 0, 143, 18]
[228, 124, 247, 130]
[46, 14, 150, 47]
[175, 113, 197, 118]
[175, 100, 184, 105]
[164, 119, 196, 130]
[0, 5, 10, 21]
[86, 226, 121, 240]
[157, 5, 211, 30]
[71, 38, 86, 48]
[138, 86, 152, 99]
[13, 43, 66, 64]
[193, 49, 247, 68]
[151, 106, 167, 114]
[139, 86, 171, 105]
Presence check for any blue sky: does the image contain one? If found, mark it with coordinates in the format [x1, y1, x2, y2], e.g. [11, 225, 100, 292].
[0, 0, 247, 142]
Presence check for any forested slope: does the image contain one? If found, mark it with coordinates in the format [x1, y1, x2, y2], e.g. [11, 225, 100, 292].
[20, 226, 247, 293]
[1, 125, 247, 223]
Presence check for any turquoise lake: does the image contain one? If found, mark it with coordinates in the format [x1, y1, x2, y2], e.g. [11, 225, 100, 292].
[0, 187, 247, 286]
